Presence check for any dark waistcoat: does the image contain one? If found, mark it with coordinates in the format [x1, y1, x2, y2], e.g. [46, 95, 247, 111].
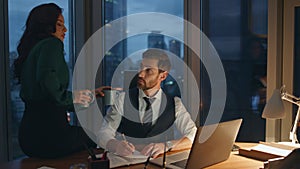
[117, 88, 176, 140]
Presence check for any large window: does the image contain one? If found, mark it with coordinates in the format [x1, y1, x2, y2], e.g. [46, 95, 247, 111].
[8, 0, 70, 159]
[99, 0, 186, 114]
[101, 0, 268, 142]
[102, 0, 184, 89]
[197, 0, 267, 142]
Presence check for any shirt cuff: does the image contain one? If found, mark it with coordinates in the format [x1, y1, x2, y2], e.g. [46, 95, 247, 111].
[185, 126, 197, 142]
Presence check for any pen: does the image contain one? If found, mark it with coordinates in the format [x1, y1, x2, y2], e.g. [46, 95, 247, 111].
[162, 142, 167, 169]
[121, 133, 135, 154]
[144, 144, 155, 169]
[121, 133, 127, 143]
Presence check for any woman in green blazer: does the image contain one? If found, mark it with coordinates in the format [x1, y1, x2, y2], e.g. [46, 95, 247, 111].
[14, 3, 102, 158]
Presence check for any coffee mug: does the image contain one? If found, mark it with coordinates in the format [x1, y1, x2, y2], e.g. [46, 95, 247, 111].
[103, 89, 119, 105]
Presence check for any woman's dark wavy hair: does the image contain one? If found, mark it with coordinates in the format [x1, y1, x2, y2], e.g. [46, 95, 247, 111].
[14, 3, 62, 81]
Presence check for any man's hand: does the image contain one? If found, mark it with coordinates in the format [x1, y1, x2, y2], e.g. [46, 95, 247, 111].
[94, 86, 111, 97]
[107, 139, 135, 156]
[116, 141, 135, 156]
[141, 143, 165, 158]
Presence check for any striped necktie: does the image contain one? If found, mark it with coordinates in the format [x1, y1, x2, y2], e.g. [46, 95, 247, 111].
[143, 97, 155, 124]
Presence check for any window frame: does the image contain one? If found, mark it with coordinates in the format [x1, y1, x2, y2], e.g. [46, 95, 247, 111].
[265, 0, 284, 142]
[0, 0, 11, 162]
[281, 0, 300, 141]
[184, 0, 202, 126]
[264, 0, 300, 142]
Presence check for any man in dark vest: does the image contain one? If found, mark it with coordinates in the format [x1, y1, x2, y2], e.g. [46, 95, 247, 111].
[98, 49, 197, 158]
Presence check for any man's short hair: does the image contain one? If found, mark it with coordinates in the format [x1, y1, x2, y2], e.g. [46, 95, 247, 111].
[142, 48, 171, 72]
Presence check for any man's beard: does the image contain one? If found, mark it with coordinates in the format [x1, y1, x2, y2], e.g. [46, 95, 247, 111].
[137, 77, 159, 91]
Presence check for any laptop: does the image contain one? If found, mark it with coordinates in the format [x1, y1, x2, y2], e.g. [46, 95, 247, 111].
[150, 118, 243, 169]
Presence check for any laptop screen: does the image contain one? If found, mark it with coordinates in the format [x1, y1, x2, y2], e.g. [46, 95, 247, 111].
[150, 119, 242, 169]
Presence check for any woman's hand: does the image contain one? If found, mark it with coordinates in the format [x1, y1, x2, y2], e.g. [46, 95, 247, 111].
[73, 90, 94, 105]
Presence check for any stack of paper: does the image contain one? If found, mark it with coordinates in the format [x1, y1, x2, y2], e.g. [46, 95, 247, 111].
[238, 142, 298, 161]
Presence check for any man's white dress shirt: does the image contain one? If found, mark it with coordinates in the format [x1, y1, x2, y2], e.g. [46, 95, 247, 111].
[97, 88, 197, 149]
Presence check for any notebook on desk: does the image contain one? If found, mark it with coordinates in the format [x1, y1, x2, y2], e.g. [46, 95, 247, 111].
[150, 118, 242, 169]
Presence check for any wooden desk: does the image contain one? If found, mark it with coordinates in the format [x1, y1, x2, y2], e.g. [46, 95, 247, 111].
[204, 142, 263, 169]
[0, 143, 263, 169]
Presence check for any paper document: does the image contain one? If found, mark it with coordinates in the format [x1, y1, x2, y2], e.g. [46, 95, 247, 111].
[252, 144, 292, 157]
[116, 150, 148, 159]
[96, 151, 148, 168]
[238, 142, 297, 161]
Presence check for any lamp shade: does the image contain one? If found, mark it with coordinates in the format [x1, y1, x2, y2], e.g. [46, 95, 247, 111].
[262, 89, 285, 119]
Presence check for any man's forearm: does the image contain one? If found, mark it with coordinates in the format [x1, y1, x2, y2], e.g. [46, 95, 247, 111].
[169, 137, 192, 151]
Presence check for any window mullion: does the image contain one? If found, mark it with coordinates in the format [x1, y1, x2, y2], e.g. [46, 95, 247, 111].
[0, 0, 10, 162]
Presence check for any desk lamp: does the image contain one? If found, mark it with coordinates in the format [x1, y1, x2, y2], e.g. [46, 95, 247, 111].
[262, 85, 300, 144]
